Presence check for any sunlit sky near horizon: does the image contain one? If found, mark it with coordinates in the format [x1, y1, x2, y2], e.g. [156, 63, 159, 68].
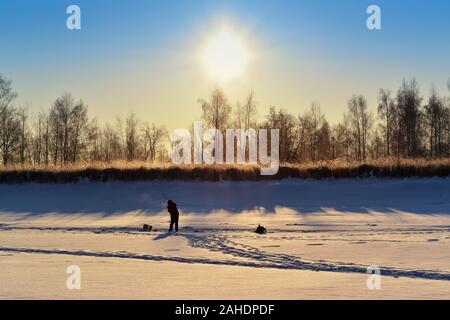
[1, 0, 450, 130]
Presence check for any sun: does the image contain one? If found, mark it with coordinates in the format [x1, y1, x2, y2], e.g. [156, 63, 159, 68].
[202, 27, 249, 81]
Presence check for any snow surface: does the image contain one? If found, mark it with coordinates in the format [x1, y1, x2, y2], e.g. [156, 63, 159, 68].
[1, 178, 450, 299]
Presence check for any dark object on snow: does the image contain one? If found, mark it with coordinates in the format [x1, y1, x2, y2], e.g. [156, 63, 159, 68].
[143, 224, 153, 232]
[255, 225, 267, 234]
[167, 200, 179, 232]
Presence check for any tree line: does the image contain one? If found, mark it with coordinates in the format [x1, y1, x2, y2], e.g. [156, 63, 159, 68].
[1, 73, 450, 166]
[0, 74, 168, 165]
[197, 79, 450, 163]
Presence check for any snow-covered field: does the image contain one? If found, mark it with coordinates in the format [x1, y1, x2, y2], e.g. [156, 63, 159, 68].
[1, 178, 450, 299]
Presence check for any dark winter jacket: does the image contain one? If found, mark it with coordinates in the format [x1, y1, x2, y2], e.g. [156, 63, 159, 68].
[167, 200, 179, 219]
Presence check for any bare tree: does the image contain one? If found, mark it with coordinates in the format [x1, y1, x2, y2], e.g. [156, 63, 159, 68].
[48, 94, 88, 164]
[142, 122, 167, 162]
[0, 75, 20, 165]
[199, 88, 231, 131]
[101, 122, 122, 162]
[346, 95, 372, 161]
[70, 101, 88, 162]
[424, 87, 446, 158]
[125, 112, 139, 161]
[396, 79, 423, 157]
[306, 102, 324, 161]
[31, 111, 50, 166]
[241, 91, 257, 129]
[316, 120, 332, 160]
[264, 107, 298, 162]
[86, 118, 101, 161]
[18, 107, 29, 164]
[378, 89, 395, 157]
[331, 122, 352, 161]
[43, 112, 50, 165]
[369, 128, 384, 159]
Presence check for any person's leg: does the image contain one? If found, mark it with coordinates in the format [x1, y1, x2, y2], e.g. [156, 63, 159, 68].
[169, 219, 174, 231]
[175, 216, 179, 232]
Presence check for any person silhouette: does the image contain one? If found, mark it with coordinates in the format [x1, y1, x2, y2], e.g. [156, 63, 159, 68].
[167, 200, 179, 232]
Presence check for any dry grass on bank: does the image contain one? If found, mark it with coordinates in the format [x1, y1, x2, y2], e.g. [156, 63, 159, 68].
[2, 159, 450, 183]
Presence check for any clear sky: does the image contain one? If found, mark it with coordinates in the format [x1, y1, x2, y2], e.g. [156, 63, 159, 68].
[1, 0, 450, 130]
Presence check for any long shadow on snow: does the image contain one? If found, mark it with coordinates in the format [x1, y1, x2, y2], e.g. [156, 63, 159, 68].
[1, 179, 450, 217]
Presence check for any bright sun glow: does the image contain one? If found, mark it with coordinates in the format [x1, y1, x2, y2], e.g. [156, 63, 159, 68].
[202, 27, 249, 81]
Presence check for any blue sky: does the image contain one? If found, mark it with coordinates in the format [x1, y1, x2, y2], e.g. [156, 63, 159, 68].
[1, 0, 449, 129]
